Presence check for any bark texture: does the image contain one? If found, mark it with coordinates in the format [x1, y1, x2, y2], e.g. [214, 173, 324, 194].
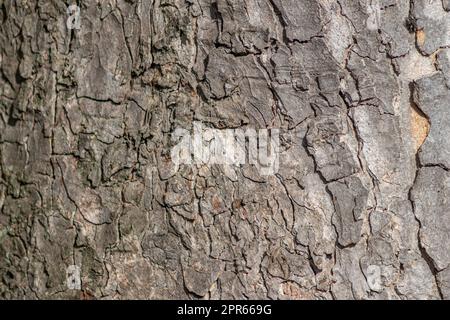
[0, 0, 449, 300]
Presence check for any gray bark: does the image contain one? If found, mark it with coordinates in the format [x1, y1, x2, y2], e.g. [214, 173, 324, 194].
[0, 0, 449, 300]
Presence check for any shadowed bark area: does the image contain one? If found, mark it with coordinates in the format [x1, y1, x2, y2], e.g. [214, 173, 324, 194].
[0, 0, 449, 300]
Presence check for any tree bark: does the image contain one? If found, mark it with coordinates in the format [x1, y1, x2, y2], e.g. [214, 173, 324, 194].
[0, 0, 449, 299]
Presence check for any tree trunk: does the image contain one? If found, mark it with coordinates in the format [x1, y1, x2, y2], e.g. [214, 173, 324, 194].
[0, 0, 449, 300]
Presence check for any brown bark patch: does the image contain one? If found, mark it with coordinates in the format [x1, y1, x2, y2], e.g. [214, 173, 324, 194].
[417, 29, 426, 47]
[411, 102, 430, 152]
[281, 282, 315, 300]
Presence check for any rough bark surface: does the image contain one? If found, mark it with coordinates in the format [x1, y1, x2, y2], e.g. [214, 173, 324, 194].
[0, 0, 449, 300]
